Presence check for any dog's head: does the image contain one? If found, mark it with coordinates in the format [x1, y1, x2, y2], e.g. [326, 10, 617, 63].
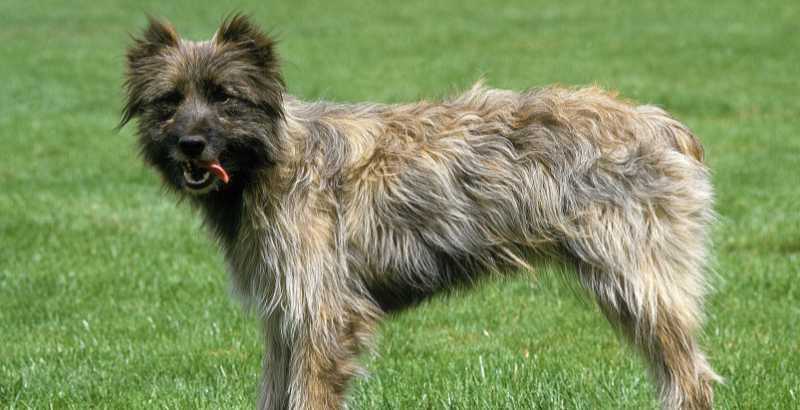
[120, 15, 284, 195]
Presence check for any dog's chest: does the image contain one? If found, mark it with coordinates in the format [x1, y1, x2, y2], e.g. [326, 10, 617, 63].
[223, 219, 281, 308]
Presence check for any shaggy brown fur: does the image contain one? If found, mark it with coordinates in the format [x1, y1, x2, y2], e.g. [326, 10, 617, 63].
[121, 15, 719, 410]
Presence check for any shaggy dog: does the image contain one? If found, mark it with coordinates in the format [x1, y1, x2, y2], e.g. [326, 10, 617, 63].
[121, 15, 719, 410]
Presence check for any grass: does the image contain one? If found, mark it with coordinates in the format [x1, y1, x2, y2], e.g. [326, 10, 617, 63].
[1, 0, 798, 408]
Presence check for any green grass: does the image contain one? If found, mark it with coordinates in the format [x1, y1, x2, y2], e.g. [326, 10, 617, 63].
[1, 0, 798, 408]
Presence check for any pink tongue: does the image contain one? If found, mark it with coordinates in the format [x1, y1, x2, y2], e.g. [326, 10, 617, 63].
[204, 160, 230, 184]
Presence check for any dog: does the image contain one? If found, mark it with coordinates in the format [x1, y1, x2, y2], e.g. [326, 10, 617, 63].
[120, 15, 719, 410]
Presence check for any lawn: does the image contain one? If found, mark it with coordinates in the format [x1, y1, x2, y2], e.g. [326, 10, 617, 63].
[1, 0, 798, 408]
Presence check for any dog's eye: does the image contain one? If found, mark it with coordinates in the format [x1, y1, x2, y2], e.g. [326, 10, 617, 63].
[209, 86, 232, 104]
[155, 90, 183, 106]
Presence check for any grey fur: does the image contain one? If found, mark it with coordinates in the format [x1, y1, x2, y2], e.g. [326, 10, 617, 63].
[123, 16, 719, 410]
[230, 84, 719, 409]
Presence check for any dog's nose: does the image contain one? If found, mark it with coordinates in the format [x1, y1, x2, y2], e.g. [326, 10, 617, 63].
[178, 135, 207, 157]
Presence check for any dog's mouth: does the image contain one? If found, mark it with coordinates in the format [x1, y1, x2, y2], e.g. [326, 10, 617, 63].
[181, 159, 230, 192]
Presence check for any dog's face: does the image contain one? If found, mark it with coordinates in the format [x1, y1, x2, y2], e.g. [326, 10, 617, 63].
[121, 15, 284, 195]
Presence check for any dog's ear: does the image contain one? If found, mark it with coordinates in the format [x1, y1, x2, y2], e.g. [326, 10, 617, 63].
[128, 16, 179, 61]
[119, 17, 179, 129]
[214, 14, 280, 76]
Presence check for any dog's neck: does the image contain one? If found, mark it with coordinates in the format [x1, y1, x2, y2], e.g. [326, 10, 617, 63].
[194, 104, 344, 248]
[195, 164, 288, 249]
[195, 178, 247, 246]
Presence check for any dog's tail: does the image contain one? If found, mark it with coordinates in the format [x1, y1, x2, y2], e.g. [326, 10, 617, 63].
[638, 105, 705, 163]
[669, 125, 705, 163]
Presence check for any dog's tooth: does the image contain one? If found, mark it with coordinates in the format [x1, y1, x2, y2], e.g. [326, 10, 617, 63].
[183, 168, 211, 187]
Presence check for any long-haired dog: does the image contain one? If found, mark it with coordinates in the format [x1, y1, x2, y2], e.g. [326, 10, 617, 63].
[120, 15, 719, 410]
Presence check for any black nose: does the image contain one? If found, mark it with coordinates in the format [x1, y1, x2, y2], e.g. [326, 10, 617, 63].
[178, 135, 207, 157]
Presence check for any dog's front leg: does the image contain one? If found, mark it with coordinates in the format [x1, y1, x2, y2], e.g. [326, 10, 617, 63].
[259, 311, 364, 410]
[258, 314, 292, 410]
[254, 275, 379, 409]
[281, 304, 379, 410]
[252, 202, 381, 409]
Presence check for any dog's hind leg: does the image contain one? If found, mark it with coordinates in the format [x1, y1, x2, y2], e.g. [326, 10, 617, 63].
[565, 190, 719, 409]
[575, 260, 719, 410]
